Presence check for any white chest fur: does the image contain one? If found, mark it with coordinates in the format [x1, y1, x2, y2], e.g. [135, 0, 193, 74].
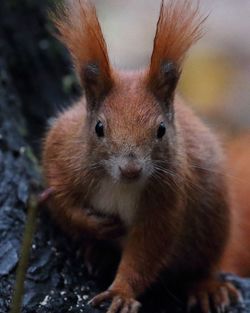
[90, 179, 141, 227]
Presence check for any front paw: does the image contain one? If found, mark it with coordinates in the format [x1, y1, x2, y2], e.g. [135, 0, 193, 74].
[187, 278, 242, 313]
[89, 290, 141, 313]
[86, 210, 126, 240]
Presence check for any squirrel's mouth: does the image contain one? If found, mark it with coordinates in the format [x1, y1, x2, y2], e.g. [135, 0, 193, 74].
[120, 175, 142, 184]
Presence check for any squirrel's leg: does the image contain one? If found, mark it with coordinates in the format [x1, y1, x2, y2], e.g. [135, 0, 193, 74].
[44, 189, 126, 276]
[50, 202, 125, 277]
[47, 196, 126, 241]
[90, 215, 174, 313]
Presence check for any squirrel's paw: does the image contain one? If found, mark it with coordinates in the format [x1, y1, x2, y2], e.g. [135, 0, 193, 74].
[187, 279, 242, 313]
[89, 290, 141, 313]
[86, 211, 126, 240]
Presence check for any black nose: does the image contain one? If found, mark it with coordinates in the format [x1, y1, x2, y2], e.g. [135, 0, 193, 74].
[119, 162, 142, 179]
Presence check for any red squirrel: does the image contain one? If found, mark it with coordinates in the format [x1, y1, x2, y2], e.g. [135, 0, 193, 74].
[42, 1, 244, 312]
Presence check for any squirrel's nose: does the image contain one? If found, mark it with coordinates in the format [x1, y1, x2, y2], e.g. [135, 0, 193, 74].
[119, 162, 142, 179]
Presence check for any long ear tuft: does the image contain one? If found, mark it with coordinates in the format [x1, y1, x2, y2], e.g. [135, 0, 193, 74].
[148, 0, 206, 103]
[51, 0, 112, 108]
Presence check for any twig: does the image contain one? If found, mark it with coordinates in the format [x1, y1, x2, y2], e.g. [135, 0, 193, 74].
[9, 195, 38, 313]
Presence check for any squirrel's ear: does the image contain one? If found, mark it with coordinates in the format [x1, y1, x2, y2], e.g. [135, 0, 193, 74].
[52, 0, 112, 110]
[148, 0, 205, 104]
[149, 61, 180, 103]
[81, 62, 112, 109]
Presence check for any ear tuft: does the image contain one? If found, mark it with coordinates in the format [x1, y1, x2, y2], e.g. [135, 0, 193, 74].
[148, 0, 206, 102]
[51, 0, 113, 109]
[82, 63, 112, 109]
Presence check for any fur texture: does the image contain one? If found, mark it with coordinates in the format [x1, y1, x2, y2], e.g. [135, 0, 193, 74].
[52, 0, 111, 80]
[149, 0, 205, 75]
[42, 1, 245, 313]
[221, 134, 250, 276]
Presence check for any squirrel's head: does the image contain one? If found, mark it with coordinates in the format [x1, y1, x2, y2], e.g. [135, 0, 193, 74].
[53, 0, 204, 184]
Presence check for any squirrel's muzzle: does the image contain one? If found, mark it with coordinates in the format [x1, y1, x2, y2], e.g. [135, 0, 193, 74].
[119, 161, 142, 180]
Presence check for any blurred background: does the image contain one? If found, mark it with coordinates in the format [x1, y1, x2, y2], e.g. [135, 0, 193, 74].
[94, 0, 250, 138]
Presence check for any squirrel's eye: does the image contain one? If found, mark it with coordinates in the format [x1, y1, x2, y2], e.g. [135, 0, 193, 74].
[95, 121, 104, 137]
[157, 122, 166, 139]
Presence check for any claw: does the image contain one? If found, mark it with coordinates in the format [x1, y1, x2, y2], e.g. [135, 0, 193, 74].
[38, 187, 54, 205]
[89, 290, 141, 313]
[219, 287, 230, 312]
[130, 300, 141, 313]
[120, 305, 129, 313]
[107, 296, 123, 313]
[225, 283, 242, 304]
[237, 292, 244, 304]
[89, 290, 112, 306]
[187, 279, 242, 313]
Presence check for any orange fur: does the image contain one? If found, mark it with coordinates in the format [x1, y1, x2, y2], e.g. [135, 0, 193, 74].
[42, 1, 244, 313]
[221, 134, 250, 276]
[149, 0, 205, 77]
[52, 0, 112, 86]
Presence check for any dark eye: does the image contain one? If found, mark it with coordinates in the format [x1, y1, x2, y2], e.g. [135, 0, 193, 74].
[95, 120, 104, 137]
[157, 122, 166, 139]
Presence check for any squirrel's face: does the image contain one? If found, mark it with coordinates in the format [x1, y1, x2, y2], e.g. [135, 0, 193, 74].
[53, 0, 202, 185]
[87, 71, 176, 184]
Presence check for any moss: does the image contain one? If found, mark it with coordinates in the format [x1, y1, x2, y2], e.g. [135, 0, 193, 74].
[25, 146, 41, 173]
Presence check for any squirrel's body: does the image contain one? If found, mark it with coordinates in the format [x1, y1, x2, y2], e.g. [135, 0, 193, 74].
[222, 134, 250, 277]
[42, 1, 244, 312]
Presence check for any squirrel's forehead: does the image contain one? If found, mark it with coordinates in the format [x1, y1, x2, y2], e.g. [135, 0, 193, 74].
[102, 91, 162, 119]
[107, 123, 154, 149]
[103, 103, 161, 128]
[99, 78, 164, 127]
[103, 72, 158, 108]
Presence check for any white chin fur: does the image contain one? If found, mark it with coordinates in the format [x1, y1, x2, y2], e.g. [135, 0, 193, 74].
[89, 177, 143, 227]
[89, 156, 152, 226]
